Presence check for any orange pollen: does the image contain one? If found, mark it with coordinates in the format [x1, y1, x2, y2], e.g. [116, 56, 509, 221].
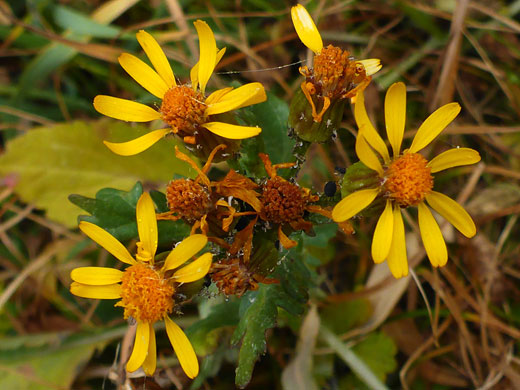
[384, 153, 434, 207]
[309, 45, 366, 97]
[166, 179, 213, 223]
[262, 176, 307, 224]
[118, 263, 174, 323]
[160, 85, 206, 133]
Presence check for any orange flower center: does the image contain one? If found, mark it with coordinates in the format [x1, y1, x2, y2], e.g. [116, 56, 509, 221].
[308, 45, 367, 98]
[160, 85, 206, 133]
[118, 263, 174, 323]
[166, 179, 213, 223]
[384, 153, 434, 207]
[262, 176, 307, 224]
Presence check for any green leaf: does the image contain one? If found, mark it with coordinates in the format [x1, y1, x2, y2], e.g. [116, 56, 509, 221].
[321, 299, 372, 335]
[231, 285, 280, 388]
[295, 223, 338, 266]
[0, 120, 195, 227]
[351, 332, 397, 381]
[319, 326, 390, 390]
[338, 332, 397, 390]
[14, 0, 137, 102]
[274, 258, 311, 315]
[231, 256, 312, 387]
[70, 183, 190, 246]
[0, 327, 126, 390]
[232, 91, 294, 176]
[249, 92, 294, 164]
[229, 136, 266, 177]
[186, 300, 240, 356]
[53, 6, 121, 38]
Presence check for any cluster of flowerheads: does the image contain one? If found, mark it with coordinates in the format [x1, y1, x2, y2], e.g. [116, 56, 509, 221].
[70, 4, 480, 380]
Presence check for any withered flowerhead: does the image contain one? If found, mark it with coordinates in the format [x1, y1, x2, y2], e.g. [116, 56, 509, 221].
[210, 218, 277, 297]
[289, 4, 381, 142]
[160, 145, 261, 236]
[258, 153, 352, 249]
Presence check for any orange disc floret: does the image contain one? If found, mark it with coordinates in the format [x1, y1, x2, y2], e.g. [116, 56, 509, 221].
[313, 45, 351, 92]
[118, 263, 174, 323]
[166, 179, 213, 223]
[384, 153, 434, 207]
[160, 85, 206, 133]
[262, 176, 307, 224]
[310, 45, 367, 97]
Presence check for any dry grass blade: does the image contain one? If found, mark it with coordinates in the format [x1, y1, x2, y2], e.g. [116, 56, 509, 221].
[0, 239, 75, 310]
[430, 0, 469, 109]
[165, 0, 197, 57]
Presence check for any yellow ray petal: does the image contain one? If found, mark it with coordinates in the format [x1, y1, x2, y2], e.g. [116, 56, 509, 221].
[118, 53, 169, 99]
[70, 267, 123, 285]
[357, 59, 382, 76]
[205, 87, 233, 105]
[104, 129, 170, 156]
[418, 202, 448, 267]
[202, 122, 261, 140]
[164, 316, 199, 378]
[386, 207, 408, 278]
[427, 147, 481, 173]
[385, 82, 407, 158]
[70, 282, 122, 299]
[205, 82, 267, 116]
[163, 234, 208, 272]
[291, 4, 323, 54]
[409, 103, 461, 154]
[136, 192, 158, 261]
[194, 20, 216, 94]
[136, 30, 176, 88]
[142, 325, 157, 376]
[126, 321, 150, 373]
[93, 95, 162, 122]
[356, 130, 383, 176]
[371, 200, 394, 263]
[191, 48, 226, 91]
[79, 221, 136, 265]
[331, 188, 379, 222]
[173, 252, 212, 283]
[354, 91, 390, 163]
[425, 191, 476, 238]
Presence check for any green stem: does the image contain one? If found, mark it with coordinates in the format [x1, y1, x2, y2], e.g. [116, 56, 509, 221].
[319, 325, 390, 390]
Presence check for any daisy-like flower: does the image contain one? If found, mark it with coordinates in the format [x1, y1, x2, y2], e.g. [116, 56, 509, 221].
[332, 82, 481, 278]
[291, 4, 382, 123]
[70, 192, 212, 378]
[93, 20, 266, 157]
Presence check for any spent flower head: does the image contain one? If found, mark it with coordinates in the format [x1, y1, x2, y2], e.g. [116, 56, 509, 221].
[332, 82, 481, 278]
[70, 192, 211, 378]
[94, 21, 266, 158]
[159, 145, 261, 235]
[259, 153, 352, 249]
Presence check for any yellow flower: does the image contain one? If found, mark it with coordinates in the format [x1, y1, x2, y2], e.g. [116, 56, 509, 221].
[290, 4, 382, 122]
[70, 192, 211, 378]
[93, 20, 266, 156]
[332, 82, 481, 278]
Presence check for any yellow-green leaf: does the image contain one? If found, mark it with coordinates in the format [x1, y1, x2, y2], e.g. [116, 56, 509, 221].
[0, 120, 196, 227]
